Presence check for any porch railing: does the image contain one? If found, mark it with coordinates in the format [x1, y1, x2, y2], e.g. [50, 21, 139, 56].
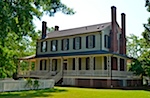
[64, 70, 134, 77]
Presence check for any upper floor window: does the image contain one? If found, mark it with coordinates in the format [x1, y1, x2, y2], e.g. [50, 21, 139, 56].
[104, 35, 110, 48]
[62, 39, 69, 51]
[86, 35, 95, 48]
[51, 40, 58, 51]
[41, 41, 47, 52]
[73, 37, 81, 50]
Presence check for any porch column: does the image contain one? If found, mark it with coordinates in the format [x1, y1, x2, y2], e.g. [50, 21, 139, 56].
[107, 56, 111, 76]
[61, 58, 63, 72]
[34, 59, 37, 71]
[49, 58, 52, 72]
[102, 56, 104, 70]
[18, 60, 21, 74]
[107, 55, 112, 87]
[29, 60, 32, 71]
[124, 59, 127, 71]
[90, 56, 94, 76]
[75, 57, 79, 75]
[118, 57, 120, 71]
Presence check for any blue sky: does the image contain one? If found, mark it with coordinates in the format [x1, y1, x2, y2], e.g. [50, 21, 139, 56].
[34, 0, 149, 37]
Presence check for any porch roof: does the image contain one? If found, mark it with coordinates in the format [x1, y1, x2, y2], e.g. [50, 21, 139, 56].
[35, 50, 129, 58]
[18, 55, 35, 60]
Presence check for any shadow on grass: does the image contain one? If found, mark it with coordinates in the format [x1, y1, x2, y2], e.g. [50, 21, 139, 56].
[0, 88, 68, 98]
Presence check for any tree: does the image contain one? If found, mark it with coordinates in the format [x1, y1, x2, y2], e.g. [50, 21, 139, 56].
[0, 0, 75, 78]
[143, 0, 150, 42]
[127, 34, 150, 85]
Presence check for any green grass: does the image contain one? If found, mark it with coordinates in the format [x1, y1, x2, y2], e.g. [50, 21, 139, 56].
[0, 87, 150, 98]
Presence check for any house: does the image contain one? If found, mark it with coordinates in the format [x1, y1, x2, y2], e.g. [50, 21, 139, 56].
[17, 6, 141, 88]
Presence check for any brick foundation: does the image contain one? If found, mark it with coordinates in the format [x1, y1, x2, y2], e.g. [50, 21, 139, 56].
[74, 78, 142, 88]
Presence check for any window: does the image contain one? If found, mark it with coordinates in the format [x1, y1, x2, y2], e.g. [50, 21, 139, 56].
[73, 37, 81, 50]
[51, 40, 58, 51]
[104, 35, 110, 48]
[41, 41, 47, 52]
[62, 39, 69, 51]
[40, 60, 42, 70]
[86, 57, 90, 70]
[86, 35, 95, 48]
[111, 57, 117, 70]
[79, 58, 82, 70]
[72, 58, 75, 70]
[39, 60, 47, 70]
[120, 58, 125, 71]
[93, 57, 95, 70]
[104, 56, 107, 70]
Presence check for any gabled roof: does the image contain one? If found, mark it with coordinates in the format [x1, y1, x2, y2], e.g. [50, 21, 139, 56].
[46, 22, 111, 39]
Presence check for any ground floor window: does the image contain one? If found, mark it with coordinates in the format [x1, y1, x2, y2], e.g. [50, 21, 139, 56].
[93, 57, 95, 70]
[111, 57, 118, 70]
[86, 57, 90, 70]
[72, 58, 75, 70]
[79, 58, 82, 70]
[120, 58, 125, 71]
[40, 60, 47, 70]
[104, 56, 107, 70]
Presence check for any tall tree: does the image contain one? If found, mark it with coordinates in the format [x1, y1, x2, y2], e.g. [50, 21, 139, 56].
[143, 0, 150, 42]
[0, 0, 75, 78]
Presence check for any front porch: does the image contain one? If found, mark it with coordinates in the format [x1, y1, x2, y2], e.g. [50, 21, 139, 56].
[17, 54, 138, 80]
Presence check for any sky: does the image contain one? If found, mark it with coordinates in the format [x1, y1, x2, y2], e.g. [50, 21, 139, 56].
[34, 0, 149, 37]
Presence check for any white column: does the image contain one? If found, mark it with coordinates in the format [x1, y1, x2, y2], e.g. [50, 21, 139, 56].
[49, 58, 52, 72]
[90, 56, 94, 76]
[29, 60, 32, 71]
[61, 58, 63, 72]
[34, 60, 37, 71]
[124, 59, 127, 71]
[107, 56, 111, 76]
[75, 57, 79, 75]
[18, 60, 21, 74]
[102, 56, 104, 70]
[118, 57, 120, 71]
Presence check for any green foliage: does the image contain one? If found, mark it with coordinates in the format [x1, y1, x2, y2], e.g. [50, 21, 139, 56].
[25, 78, 33, 89]
[143, 0, 150, 42]
[33, 79, 39, 89]
[127, 34, 150, 79]
[0, 0, 75, 78]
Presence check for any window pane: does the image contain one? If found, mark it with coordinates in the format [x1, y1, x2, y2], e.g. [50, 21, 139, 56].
[41, 41, 47, 52]
[88, 35, 94, 48]
[52, 40, 57, 51]
[63, 39, 69, 50]
[72, 58, 75, 70]
[75, 37, 81, 49]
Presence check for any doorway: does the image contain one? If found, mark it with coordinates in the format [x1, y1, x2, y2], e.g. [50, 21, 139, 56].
[63, 59, 68, 70]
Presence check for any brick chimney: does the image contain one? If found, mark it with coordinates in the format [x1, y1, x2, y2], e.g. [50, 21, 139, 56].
[42, 21, 47, 39]
[110, 6, 117, 52]
[121, 13, 126, 55]
[54, 25, 59, 31]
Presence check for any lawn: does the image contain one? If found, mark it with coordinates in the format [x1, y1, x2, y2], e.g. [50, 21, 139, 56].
[0, 87, 150, 98]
